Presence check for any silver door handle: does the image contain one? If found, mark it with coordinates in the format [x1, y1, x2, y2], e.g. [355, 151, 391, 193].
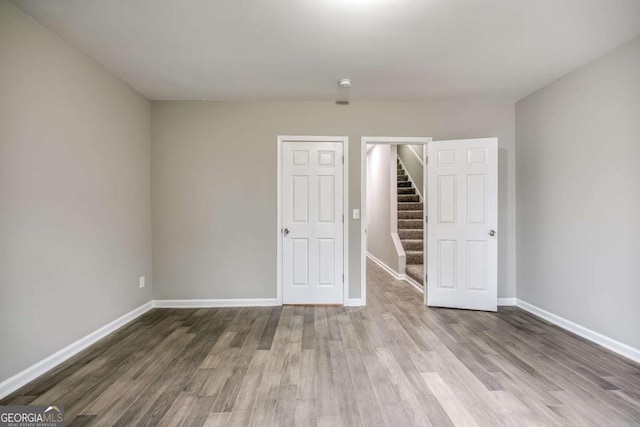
[489, 230, 496, 237]
[282, 228, 290, 236]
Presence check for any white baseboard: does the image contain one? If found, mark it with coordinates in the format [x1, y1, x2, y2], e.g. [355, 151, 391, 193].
[345, 298, 363, 307]
[152, 298, 278, 308]
[404, 276, 424, 294]
[367, 252, 403, 280]
[516, 299, 640, 364]
[498, 298, 516, 306]
[0, 301, 153, 400]
[367, 252, 424, 294]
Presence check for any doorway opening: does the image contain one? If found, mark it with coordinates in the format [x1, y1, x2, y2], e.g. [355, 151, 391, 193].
[361, 137, 431, 306]
[362, 137, 499, 311]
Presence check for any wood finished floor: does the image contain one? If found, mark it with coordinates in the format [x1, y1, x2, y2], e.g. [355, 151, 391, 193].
[3, 260, 640, 426]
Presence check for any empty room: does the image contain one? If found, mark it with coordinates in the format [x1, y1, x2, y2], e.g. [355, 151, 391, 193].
[1, 0, 639, 426]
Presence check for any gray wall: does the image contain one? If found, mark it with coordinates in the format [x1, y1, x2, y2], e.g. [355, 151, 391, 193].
[516, 37, 640, 349]
[0, 0, 152, 382]
[152, 100, 516, 299]
[366, 144, 398, 272]
[397, 144, 424, 196]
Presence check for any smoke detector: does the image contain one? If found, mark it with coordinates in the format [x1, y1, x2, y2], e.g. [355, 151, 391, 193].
[338, 78, 352, 88]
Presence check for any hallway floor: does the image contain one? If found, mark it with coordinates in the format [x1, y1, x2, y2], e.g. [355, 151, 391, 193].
[2, 259, 640, 426]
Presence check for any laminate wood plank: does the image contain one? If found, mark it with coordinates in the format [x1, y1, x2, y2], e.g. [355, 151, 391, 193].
[59, 350, 154, 423]
[6, 395, 37, 405]
[293, 398, 316, 427]
[375, 347, 447, 426]
[549, 390, 619, 427]
[606, 375, 640, 402]
[84, 329, 197, 425]
[422, 372, 479, 427]
[225, 350, 268, 427]
[82, 332, 193, 422]
[67, 415, 96, 427]
[30, 357, 108, 406]
[326, 306, 342, 341]
[360, 353, 412, 426]
[111, 332, 200, 426]
[248, 307, 293, 426]
[347, 310, 376, 356]
[229, 308, 256, 348]
[421, 344, 499, 425]
[288, 313, 304, 344]
[302, 306, 316, 350]
[317, 415, 344, 427]
[178, 395, 215, 427]
[344, 349, 385, 427]
[314, 323, 340, 420]
[314, 306, 328, 330]
[200, 331, 237, 369]
[136, 367, 200, 427]
[156, 392, 194, 427]
[296, 349, 316, 400]
[281, 341, 301, 386]
[257, 307, 282, 350]
[211, 315, 268, 418]
[489, 370, 565, 426]
[329, 340, 362, 427]
[273, 383, 297, 427]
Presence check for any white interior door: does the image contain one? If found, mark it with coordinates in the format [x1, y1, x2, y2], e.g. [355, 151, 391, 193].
[282, 141, 344, 304]
[427, 138, 498, 311]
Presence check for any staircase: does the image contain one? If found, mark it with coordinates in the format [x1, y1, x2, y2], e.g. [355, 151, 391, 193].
[397, 159, 424, 286]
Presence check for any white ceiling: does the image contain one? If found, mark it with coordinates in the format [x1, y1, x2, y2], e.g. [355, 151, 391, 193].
[11, 0, 640, 101]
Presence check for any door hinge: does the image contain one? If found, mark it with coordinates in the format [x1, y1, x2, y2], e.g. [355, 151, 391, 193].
[342, 155, 344, 164]
[342, 273, 344, 282]
[342, 214, 344, 223]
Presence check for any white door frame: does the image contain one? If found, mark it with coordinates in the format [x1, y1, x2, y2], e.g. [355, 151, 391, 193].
[361, 136, 431, 306]
[277, 135, 349, 306]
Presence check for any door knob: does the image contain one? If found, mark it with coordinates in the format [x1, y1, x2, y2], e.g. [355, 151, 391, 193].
[489, 230, 496, 237]
[282, 228, 290, 236]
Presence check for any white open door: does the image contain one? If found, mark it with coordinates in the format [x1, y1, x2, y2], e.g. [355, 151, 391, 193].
[427, 138, 498, 311]
[282, 141, 344, 304]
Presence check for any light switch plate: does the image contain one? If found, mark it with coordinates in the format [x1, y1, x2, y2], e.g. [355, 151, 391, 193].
[353, 209, 360, 220]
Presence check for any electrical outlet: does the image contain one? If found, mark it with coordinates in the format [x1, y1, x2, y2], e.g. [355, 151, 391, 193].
[139, 276, 145, 288]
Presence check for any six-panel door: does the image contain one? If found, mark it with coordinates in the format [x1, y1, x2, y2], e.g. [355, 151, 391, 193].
[427, 138, 498, 311]
[282, 142, 344, 304]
